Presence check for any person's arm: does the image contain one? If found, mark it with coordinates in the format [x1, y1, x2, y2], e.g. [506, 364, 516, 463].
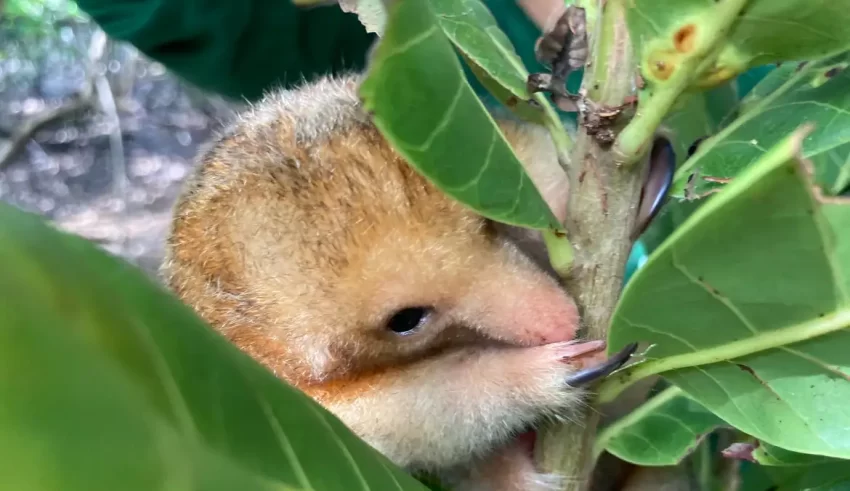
[75, 0, 377, 102]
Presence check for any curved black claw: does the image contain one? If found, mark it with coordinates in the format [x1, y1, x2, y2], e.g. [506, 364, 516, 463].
[631, 137, 675, 241]
[565, 342, 639, 388]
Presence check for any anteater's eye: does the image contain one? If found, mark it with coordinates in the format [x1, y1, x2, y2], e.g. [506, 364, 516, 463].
[386, 307, 432, 335]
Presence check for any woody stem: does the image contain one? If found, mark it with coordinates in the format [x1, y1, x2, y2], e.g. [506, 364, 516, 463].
[533, 1, 643, 490]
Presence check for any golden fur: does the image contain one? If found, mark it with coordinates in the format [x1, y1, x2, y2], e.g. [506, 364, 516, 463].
[162, 74, 585, 489]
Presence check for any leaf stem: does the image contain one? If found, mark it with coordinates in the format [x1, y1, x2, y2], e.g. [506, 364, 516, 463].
[538, 97, 575, 160]
[596, 307, 850, 404]
[583, 0, 615, 102]
[533, 1, 641, 489]
[611, 0, 752, 166]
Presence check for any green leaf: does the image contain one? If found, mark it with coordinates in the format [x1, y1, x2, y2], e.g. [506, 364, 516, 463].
[743, 447, 850, 491]
[359, 0, 562, 231]
[595, 386, 727, 466]
[751, 442, 841, 467]
[774, 462, 850, 491]
[735, 63, 802, 115]
[429, 0, 530, 101]
[723, 2, 850, 67]
[739, 461, 780, 491]
[461, 52, 547, 125]
[606, 126, 850, 460]
[428, 0, 570, 131]
[663, 85, 734, 162]
[673, 54, 850, 197]
[627, 0, 850, 89]
[0, 203, 429, 491]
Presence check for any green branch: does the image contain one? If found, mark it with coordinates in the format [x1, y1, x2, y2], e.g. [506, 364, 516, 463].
[611, 0, 752, 166]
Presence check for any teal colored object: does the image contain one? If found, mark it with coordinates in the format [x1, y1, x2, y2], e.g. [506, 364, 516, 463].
[624, 240, 648, 286]
[736, 64, 776, 97]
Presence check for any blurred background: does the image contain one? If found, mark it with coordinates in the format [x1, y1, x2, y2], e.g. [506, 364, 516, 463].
[0, 0, 245, 278]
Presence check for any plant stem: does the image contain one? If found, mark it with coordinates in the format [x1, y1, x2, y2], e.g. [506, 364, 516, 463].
[537, 92, 575, 153]
[534, 1, 642, 489]
[596, 306, 850, 404]
[698, 437, 713, 491]
[611, 0, 752, 166]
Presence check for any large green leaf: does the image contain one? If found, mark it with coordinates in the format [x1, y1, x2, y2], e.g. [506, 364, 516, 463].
[739, 459, 850, 491]
[359, 0, 562, 231]
[743, 444, 850, 491]
[595, 386, 727, 466]
[0, 203, 429, 491]
[430, 0, 529, 101]
[673, 55, 850, 197]
[775, 465, 850, 491]
[428, 0, 572, 128]
[627, 0, 850, 88]
[751, 442, 843, 467]
[335, 0, 556, 124]
[606, 127, 850, 459]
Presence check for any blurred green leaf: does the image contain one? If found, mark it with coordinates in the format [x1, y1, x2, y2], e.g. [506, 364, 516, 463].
[663, 85, 733, 163]
[360, 0, 562, 231]
[739, 461, 780, 491]
[721, 1, 850, 67]
[627, 0, 850, 88]
[430, 0, 529, 101]
[0, 203, 429, 491]
[735, 63, 802, 115]
[740, 451, 850, 491]
[596, 386, 727, 466]
[673, 54, 850, 197]
[607, 126, 850, 459]
[462, 55, 546, 124]
[751, 442, 842, 467]
[774, 462, 850, 491]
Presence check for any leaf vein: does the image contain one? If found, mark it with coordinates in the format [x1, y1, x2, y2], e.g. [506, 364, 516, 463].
[409, 80, 464, 152]
[781, 345, 850, 383]
[378, 26, 440, 63]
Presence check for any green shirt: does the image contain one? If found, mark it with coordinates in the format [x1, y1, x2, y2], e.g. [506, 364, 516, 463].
[74, 0, 567, 103]
[74, 0, 764, 112]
